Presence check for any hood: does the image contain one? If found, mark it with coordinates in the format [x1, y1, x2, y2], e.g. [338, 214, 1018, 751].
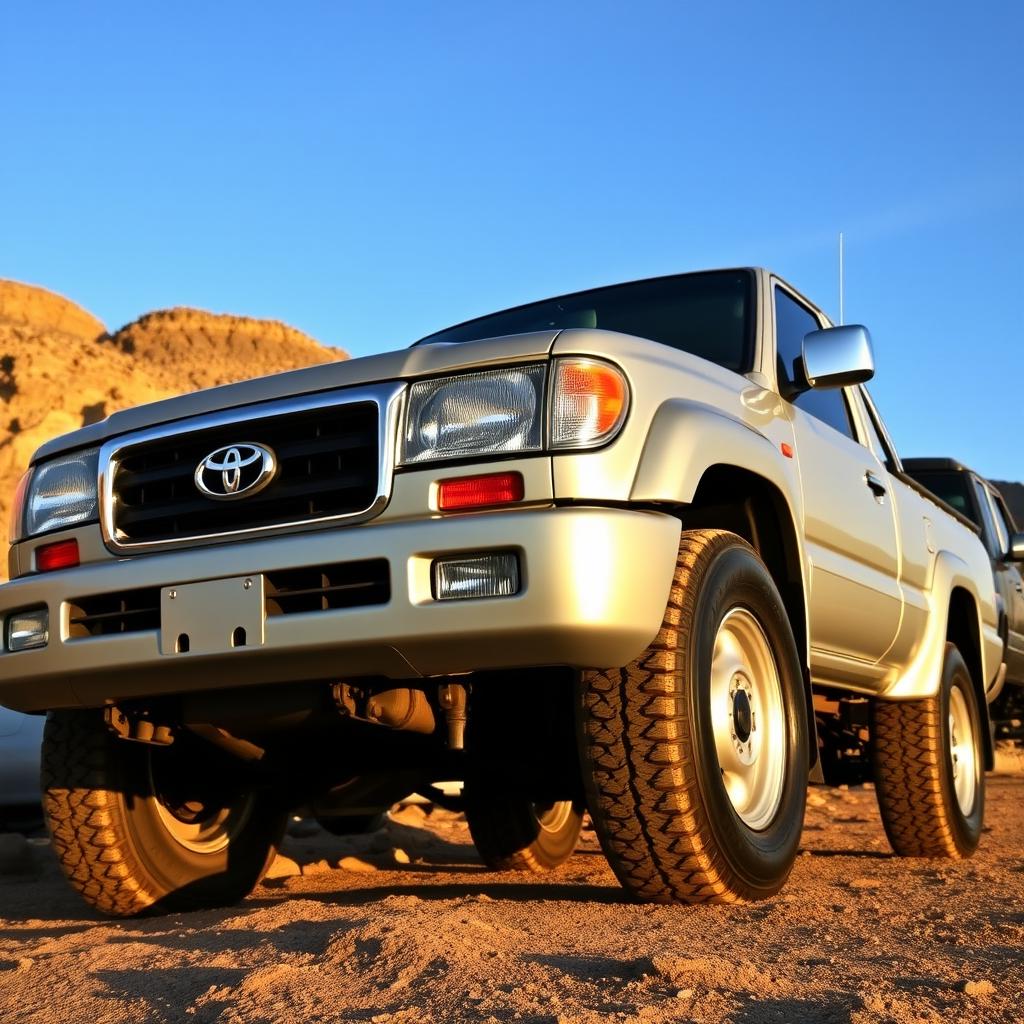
[32, 331, 559, 464]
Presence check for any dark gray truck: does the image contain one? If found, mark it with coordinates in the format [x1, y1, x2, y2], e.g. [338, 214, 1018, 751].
[903, 458, 1024, 735]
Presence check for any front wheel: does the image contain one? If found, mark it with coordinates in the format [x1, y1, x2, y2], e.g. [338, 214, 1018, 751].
[42, 710, 288, 917]
[872, 642, 985, 858]
[576, 529, 809, 904]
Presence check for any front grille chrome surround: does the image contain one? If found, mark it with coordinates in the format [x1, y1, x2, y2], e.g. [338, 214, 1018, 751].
[99, 382, 406, 553]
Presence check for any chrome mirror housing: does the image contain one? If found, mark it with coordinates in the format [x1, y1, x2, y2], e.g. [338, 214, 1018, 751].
[1009, 533, 1024, 562]
[801, 325, 875, 390]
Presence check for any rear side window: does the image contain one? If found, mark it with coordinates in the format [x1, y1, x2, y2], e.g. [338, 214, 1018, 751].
[906, 470, 976, 522]
[775, 287, 854, 439]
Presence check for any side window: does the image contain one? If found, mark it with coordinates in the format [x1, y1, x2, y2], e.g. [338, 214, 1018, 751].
[857, 391, 896, 470]
[774, 286, 854, 439]
[972, 478, 1001, 559]
[985, 488, 1011, 557]
[994, 492, 1019, 534]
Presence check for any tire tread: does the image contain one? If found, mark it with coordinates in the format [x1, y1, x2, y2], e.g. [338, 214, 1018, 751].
[42, 711, 160, 916]
[872, 645, 980, 859]
[578, 529, 784, 904]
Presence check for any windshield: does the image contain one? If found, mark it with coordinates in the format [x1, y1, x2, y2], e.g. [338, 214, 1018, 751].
[415, 269, 755, 374]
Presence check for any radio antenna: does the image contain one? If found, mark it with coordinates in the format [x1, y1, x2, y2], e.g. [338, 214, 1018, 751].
[838, 231, 845, 325]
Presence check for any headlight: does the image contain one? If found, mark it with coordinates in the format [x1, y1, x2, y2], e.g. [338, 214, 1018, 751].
[15, 448, 100, 541]
[8, 468, 32, 543]
[402, 365, 545, 465]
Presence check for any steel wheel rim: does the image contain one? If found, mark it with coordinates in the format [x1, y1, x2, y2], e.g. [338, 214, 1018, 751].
[533, 800, 574, 835]
[948, 684, 978, 816]
[148, 752, 253, 855]
[710, 607, 787, 831]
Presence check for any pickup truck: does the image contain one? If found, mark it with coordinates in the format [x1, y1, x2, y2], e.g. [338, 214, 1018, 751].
[902, 458, 1024, 735]
[0, 268, 1004, 916]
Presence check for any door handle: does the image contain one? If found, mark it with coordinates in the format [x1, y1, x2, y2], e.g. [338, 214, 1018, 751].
[865, 471, 887, 500]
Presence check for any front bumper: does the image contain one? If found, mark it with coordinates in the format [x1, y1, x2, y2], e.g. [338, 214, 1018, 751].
[0, 507, 681, 713]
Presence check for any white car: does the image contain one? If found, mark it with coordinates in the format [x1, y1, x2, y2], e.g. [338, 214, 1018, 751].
[0, 708, 43, 807]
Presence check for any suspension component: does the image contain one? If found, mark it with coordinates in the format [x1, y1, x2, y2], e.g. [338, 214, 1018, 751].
[438, 682, 468, 750]
[332, 683, 436, 734]
[104, 704, 175, 745]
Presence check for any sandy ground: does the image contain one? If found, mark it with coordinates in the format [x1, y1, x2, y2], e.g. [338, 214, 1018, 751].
[1, 775, 1022, 1024]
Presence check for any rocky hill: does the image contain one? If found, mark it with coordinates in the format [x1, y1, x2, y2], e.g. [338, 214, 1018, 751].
[0, 280, 342, 561]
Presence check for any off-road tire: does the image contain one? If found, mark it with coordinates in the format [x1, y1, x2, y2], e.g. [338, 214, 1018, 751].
[42, 709, 287, 917]
[577, 528, 809, 904]
[872, 643, 984, 858]
[465, 793, 584, 871]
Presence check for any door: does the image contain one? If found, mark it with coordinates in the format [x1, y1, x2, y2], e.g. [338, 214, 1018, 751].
[984, 486, 1024, 679]
[774, 285, 902, 664]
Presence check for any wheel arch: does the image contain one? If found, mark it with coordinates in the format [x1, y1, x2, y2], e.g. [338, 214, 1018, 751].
[676, 463, 818, 773]
[947, 585, 995, 771]
[630, 400, 807, 657]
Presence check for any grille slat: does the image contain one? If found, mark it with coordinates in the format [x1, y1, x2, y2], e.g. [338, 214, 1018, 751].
[68, 589, 161, 637]
[112, 402, 379, 545]
[266, 559, 390, 615]
[270, 432, 377, 462]
[116, 473, 373, 527]
[115, 462, 193, 490]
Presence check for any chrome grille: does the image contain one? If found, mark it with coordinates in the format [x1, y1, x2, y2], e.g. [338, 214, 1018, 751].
[102, 385, 402, 550]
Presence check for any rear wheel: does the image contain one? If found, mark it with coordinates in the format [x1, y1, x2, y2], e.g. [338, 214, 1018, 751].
[465, 791, 583, 871]
[872, 643, 984, 858]
[577, 529, 809, 904]
[42, 710, 287, 917]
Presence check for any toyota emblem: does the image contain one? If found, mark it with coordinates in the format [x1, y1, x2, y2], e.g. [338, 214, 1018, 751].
[194, 443, 277, 500]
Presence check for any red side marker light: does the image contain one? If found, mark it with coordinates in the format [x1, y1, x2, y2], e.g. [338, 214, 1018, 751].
[780, 442, 794, 459]
[438, 472, 525, 512]
[36, 538, 80, 573]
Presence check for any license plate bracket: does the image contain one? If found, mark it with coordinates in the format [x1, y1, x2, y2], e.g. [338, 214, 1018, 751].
[160, 575, 265, 656]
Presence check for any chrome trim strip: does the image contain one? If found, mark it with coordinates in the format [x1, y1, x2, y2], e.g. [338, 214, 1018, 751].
[99, 382, 407, 554]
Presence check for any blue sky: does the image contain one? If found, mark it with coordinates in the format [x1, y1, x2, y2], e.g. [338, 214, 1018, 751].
[2, 2, 1021, 480]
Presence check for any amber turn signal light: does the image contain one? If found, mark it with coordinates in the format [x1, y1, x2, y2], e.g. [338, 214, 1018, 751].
[550, 357, 629, 448]
[36, 538, 80, 573]
[437, 472, 525, 512]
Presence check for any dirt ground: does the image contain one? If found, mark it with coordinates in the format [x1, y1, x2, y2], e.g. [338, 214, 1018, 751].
[1, 773, 1022, 1024]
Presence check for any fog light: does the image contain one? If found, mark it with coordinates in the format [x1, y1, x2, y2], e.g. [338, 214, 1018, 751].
[433, 553, 520, 601]
[7, 608, 49, 651]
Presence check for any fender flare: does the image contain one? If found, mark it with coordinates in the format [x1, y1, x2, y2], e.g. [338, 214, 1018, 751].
[630, 399, 795, 509]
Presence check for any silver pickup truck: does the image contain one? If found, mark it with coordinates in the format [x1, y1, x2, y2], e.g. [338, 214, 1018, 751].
[0, 268, 1003, 916]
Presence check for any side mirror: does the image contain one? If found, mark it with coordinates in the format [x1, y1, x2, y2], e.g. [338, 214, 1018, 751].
[1010, 533, 1024, 562]
[801, 325, 875, 390]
